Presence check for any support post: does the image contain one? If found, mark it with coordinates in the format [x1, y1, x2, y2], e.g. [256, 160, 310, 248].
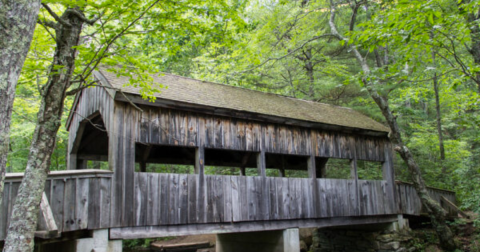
[315, 158, 328, 178]
[279, 156, 286, 177]
[38, 229, 122, 252]
[240, 152, 250, 176]
[382, 143, 397, 213]
[308, 154, 318, 217]
[257, 150, 266, 177]
[240, 167, 246, 176]
[195, 146, 205, 175]
[140, 144, 152, 172]
[77, 159, 87, 169]
[195, 145, 206, 222]
[350, 138, 360, 215]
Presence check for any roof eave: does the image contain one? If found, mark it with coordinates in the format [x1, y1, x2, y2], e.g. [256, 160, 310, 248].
[65, 71, 117, 131]
[114, 92, 390, 137]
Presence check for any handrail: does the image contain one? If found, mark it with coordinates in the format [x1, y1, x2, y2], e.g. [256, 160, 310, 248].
[395, 180, 455, 194]
[5, 169, 113, 181]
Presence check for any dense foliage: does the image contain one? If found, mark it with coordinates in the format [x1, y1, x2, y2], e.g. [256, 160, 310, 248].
[7, 0, 480, 226]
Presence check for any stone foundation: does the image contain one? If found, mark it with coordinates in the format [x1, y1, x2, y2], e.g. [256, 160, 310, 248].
[216, 228, 300, 252]
[311, 224, 415, 252]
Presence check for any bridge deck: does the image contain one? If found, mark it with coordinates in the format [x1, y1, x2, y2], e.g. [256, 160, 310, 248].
[0, 170, 456, 241]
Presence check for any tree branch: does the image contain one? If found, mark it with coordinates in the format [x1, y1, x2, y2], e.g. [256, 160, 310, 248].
[328, 0, 368, 73]
[78, 0, 162, 82]
[64, 8, 103, 25]
[41, 3, 72, 27]
[37, 18, 58, 29]
[234, 34, 339, 75]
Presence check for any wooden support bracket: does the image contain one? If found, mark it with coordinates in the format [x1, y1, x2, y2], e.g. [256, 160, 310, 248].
[35, 192, 60, 239]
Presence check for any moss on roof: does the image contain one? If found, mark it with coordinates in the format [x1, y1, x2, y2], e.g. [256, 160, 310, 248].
[98, 69, 389, 133]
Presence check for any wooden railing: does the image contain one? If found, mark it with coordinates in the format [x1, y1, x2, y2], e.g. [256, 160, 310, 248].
[0, 171, 457, 241]
[0, 170, 113, 240]
[396, 181, 457, 216]
[132, 173, 398, 227]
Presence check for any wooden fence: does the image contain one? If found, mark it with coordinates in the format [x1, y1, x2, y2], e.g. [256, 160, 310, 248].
[0, 170, 112, 240]
[132, 173, 397, 226]
[0, 171, 457, 241]
[396, 181, 457, 216]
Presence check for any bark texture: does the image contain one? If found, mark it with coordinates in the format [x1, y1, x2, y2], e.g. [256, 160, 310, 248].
[431, 48, 446, 172]
[3, 8, 85, 252]
[466, 8, 480, 93]
[328, 2, 456, 250]
[0, 0, 41, 210]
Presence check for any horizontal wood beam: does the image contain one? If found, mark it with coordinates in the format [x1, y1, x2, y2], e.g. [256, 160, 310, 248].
[440, 196, 470, 219]
[77, 154, 108, 161]
[5, 169, 113, 182]
[110, 215, 398, 240]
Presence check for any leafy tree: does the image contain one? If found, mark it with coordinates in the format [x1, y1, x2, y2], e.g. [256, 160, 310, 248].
[3, 0, 240, 251]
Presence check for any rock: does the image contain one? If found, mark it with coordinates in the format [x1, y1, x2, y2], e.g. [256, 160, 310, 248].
[377, 234, 394, 243]
[379, 241, 400, 250]
[300, 240, 308, 252]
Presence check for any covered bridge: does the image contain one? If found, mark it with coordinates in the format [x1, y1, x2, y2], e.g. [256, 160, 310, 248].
[0, 68, 456, 251]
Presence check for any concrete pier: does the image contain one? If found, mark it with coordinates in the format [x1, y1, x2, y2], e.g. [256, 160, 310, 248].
[39, 229, 122, 252]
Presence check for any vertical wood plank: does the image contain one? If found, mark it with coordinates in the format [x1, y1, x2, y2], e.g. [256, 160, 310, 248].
[223, 176, 233, 222]
[160, 174, 169, 225]
[179, 174, 188, 224]
[63, 178, 77, 231]
[214, 176, 224, 222]
[87, 178, 100, 229]
[99, 177, 111, 228]
[75, 178, 89, 229]
[231, 176, 241, 222]
[51, 179, 65, 231]
[187, 174, 197, 224]
[168, 174, 179, 224]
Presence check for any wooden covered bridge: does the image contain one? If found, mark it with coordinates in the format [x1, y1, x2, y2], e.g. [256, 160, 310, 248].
[0, 69, 456, 251]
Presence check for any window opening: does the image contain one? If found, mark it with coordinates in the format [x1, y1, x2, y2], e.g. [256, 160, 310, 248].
[357, 160, 383, 180]
[324, 158, 352, 179]
[265, 153, 309, 178]
[134, 143, 195, 174]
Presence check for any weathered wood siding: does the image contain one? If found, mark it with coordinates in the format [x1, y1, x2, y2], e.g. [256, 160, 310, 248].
[0, 171, 112, 240]
[135, 107, 385, 161]
[67, 86, 115, 166]
[0, 172, 457, 241]
[396, 182, 457, 216]
[110, 102, 138, 228]
[132, 173, 396, 226]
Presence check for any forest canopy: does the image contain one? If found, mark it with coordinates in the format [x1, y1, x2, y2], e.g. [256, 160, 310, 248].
[5, 0, 480, 233]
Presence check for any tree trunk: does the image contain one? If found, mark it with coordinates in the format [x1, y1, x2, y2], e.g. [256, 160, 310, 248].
[466, 10, 480, 93]
[431, 49, 446, 169]
[433, 75, 445, 162]
[3, 8, 84, 252]
[0, 0, 41, 210]
[327, 3, 456, 250]
[367, 83, 456, 251]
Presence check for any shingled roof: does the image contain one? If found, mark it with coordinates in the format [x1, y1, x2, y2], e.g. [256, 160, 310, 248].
[96, 69, 389, 133]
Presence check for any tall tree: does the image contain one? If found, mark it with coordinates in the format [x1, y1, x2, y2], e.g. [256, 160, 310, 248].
[431, 48, 446, 165]
[0, 0, 41, 207]
[327, 0, 456, 249]
[3, 1, 240, 251]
